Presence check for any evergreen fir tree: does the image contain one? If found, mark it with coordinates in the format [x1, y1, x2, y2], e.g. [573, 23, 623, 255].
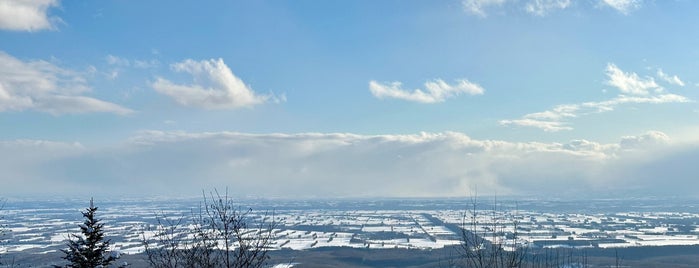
[61, 198, 119, 268]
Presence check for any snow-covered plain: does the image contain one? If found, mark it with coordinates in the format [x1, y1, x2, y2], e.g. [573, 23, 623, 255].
[1, 198, 699, 256]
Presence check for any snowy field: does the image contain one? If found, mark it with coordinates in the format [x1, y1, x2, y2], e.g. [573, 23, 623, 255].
[1, 198, 699, 256]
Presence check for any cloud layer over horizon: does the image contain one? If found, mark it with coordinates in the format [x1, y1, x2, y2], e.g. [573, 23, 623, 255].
[1, 130, 695, 198]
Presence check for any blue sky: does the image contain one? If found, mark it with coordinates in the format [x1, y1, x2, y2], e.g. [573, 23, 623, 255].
[1, 0, 699, 198]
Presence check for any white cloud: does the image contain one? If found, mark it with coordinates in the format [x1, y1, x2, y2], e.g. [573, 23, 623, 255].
[0, 51, 133, 115]
[462, 0, 507, 17]
[462, 0, 646, 17]
[369, 79, 484, 103]
[524, 104, 579, 121]
[104, 54, 159, 80]
[620, 130, 669, 150]
[600, 0, 642, 14]
[500, 118, 573, 132]
[525, 0, 572, 16]
[606, 63, 659, 95]
[502, 94, 691, 131]
[501, 63, 690, 131]
[656, 69, 685, 87]
[106, 54, 159, 69]
[152, 58, 274, 109]
[5, 130, 697, 198]
[133, 59, 159, 69]
[106, 55, 130, 66]
[0, 0, 61, 31]
[590, 93, 690, 108]
[464, 0, 637, 17]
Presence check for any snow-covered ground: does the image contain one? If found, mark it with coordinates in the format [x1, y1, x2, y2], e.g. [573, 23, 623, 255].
[1, 199, 699, 256]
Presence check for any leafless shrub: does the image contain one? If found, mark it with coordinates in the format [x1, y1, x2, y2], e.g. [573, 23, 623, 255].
[458, 192, 526, 268]
[142, 189, 276, 268]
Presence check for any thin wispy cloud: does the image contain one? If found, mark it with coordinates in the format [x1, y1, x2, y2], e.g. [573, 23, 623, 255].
[501, 104, 579, 132]
[104, 54, 159, 80]
[462, 0, 507, 17]
[501, 63, 691, 132]
[105, 54, 159, 69]
[0, 51, 133, 115]
[656, 69, 685, 87]
[152, 58, 277, 109]
[499, 118, 573, 132]
[0, 0, 61, 31]
[463, 0, 642, 17]
[369, 79, 484, 103]
[525, 0, 572, 16]
[106, 55, 130, 67]
[600, 0, 642, 14]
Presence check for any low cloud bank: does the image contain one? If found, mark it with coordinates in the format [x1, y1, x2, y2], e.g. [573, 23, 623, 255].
[0, 130, 694, 198]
